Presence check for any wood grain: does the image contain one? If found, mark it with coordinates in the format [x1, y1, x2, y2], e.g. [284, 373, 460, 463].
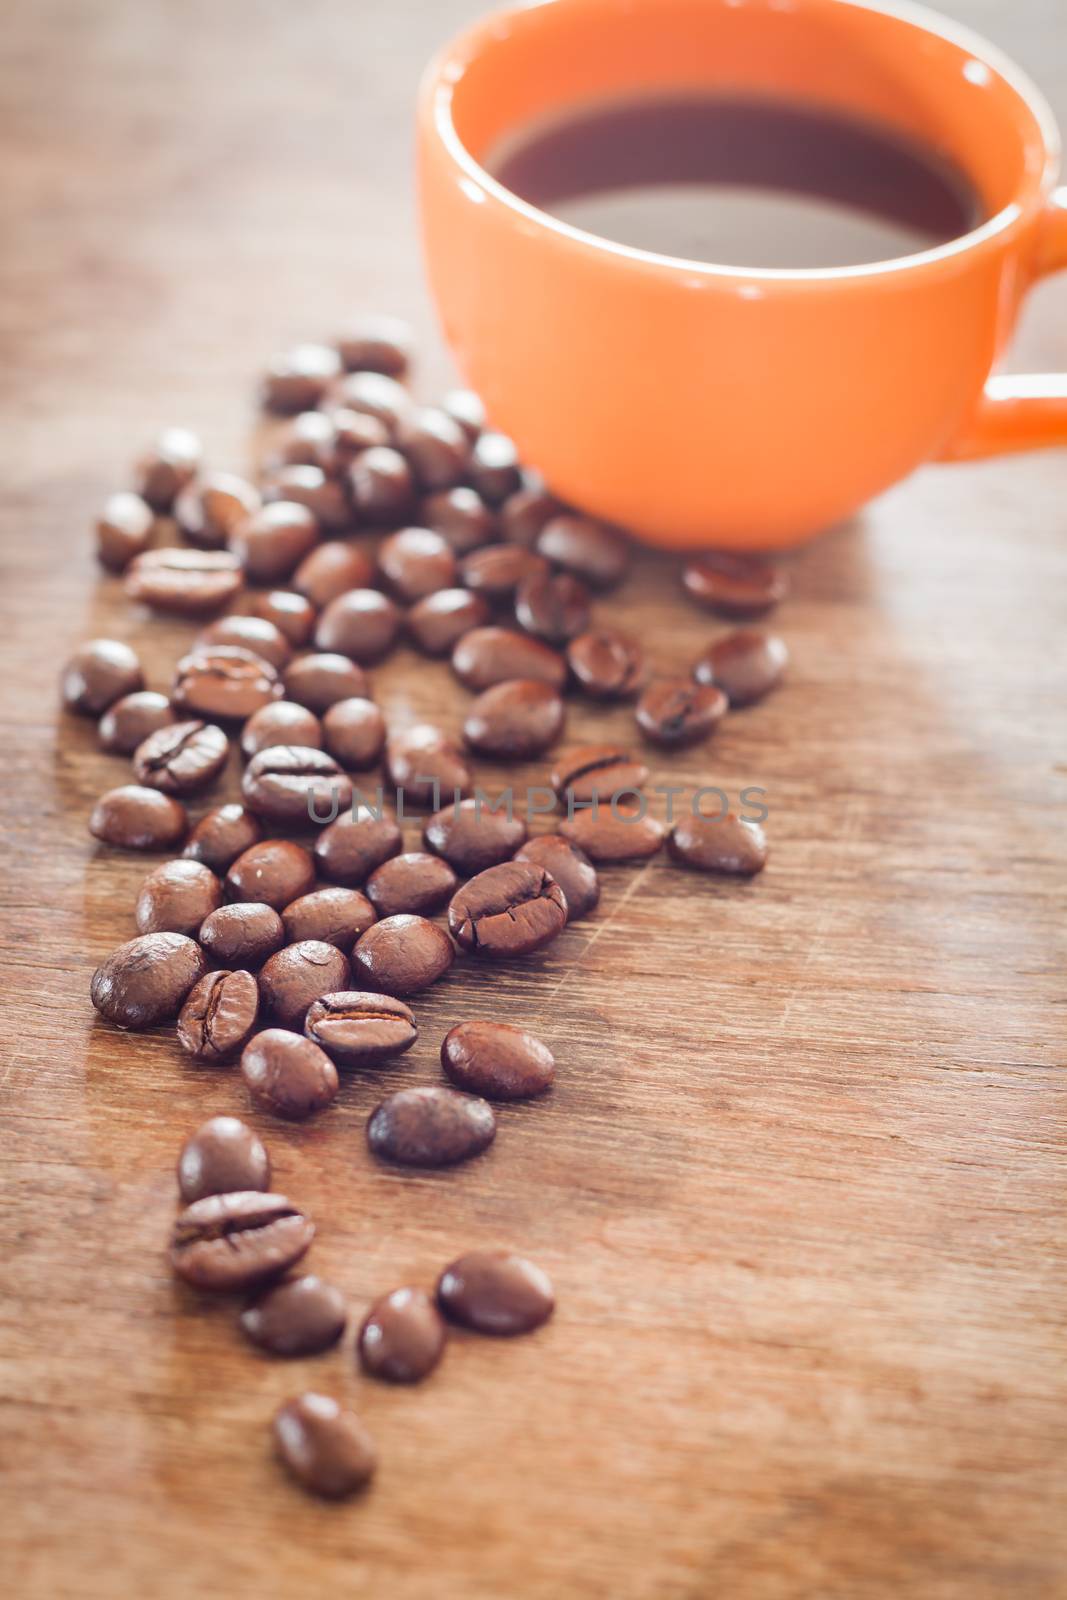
[1, 3, 1065, 1597]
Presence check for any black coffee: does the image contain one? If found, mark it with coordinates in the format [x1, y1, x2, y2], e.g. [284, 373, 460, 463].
[491, 94, 981, 269]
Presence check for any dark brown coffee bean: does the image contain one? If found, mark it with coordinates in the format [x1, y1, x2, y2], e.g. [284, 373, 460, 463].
[635, 678, 728, 747]
[550, 744, 649, 808]
[283, 652, 369, 713]
[367, 1086, 494, 1167]
[463, 679, 566, 760]
[259, 941, 351, 1028]
[397, 406, 470, 491]
[199, 902, 286, 969]
[241, 1027, 339, 1119]
[467, 431, 522, 503]
[347, 445, 415, 523]
[242, 1276, 347, 1356]
[441, 1021, 554, 1100]
[98, 691, 174, 755]
[135, 858, 222, 936]
[240, 700, 323, 759]
[175, 472, 261, 549]
[171, 1191, 314, 1291]
[559, 806, 664, 863]
[423, 797, 527, 875]
[61, 638, 144, 716]
[358, 1288, 446, 1382]
[133, 720, 230, 795]
[242, 745, 352, 826]
[292, 540, 373, 608]
[365, 853, 457, 920]
[437, 1250, 554, 1335]
[386, 725, 472, 808]
[304, 991, 417, 1066]
[272, 1393, 376, 1499]
[449, 862, 567, 958]
[89, 786, 188, 851]
[322, 697, 385, 769]
[125, 549, 243, 616]
[682, 551, 789, 616]
[351, 915, 453, 996]
[314, 806, 401, 885]
[513, 835, 600, 920]
[440, 387, 485, 441]
[336, 313, 413, 377]
[498, 486, 566, 547]
[566, 627, 646, 698]
[537, 514, 629, 588]
[452, 626, 566, 692]
[377, 526, 457, 602]
[251, 589, 317, 649]
[229, 501, 319, 584]
[325, 406, 391, 463]
[406, 588, 490, 656]
[282, 887, 376, 950]
[176, 1114, 269, 1200]
[263, 343, 342, 414]
[421, 486, 495, 553]
[331, 370, 412, 436]
[515, 571, 590, 644]
[95, 491, 153, 572]
[461, 546, 549, 605]
[172, 646, 282, 722]
[133, 427, 202, 511]
[668, 813, 768, 876]
[264, 464, 351, 533]
[90, 932, 206, 1029]
[182, 804, 262, 872]
[270, 409, 338, 469]
[177, 972, 261, 1064]
[692, 629, 788, 706]
[314, 589, 401, 664]
[226, 839, 315, 910]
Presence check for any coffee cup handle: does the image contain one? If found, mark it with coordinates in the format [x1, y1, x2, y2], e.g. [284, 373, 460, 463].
[940, 187, 1067, 460]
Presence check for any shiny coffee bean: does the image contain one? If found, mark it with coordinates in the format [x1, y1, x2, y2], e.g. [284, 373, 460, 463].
[98, 691, 174, 755]
[183, 804, 262, 872]
[463, 679, 566, 759]
[135, 858, 222, 936]
[406, 588, 490, 656]
[90, 932, 206, 1029]
[225, 839, 316, 910]
[292, 540, 373, 607]
[242, 745, 352, 826]
[241, 1028, 339, 1120]
[513, 834, 600, 920]
[264, 464, 351, 533]
[467, 430, 522, 503]
[172, 646, 282, 722]
[692, 629, 788, 706]
[336, 313, 413, 376]
[635, 678, 728, 747]
[199, 902, 286, 969]
[397, 406, 470, 491]
[62, 638, 144, 716]
[240, 700, 323, 760]
[515, 570, 591, 644]
[423, 797, 527, 875]
[366, 1086, 494, 1167]
[251, 589, 317, 649]
[448, 862, 567, 957]
[498, 486, 566, 547]
[272, 1393, 376, 1499]
[440, 387, 486, 441]
[377, 526, 456, 602]
[281, 887, 376, 951]
[133, 720, 229, 795]
[386, 725, 472, 808]
[452, 626, 566, 692]
[365, 852, 457, 919]
[125, 548, 243, 616]
[95, 491, 153, 572]
[437, 1250, 554, 1335]
[89, 786, 188, 851]
[461, 545, 549, 604]
[263, 343, 342, 414]
[314, 806, 402, 885]
[133, 427, 202, 511]
[682, 551, 789, 617]
[550, 744, 649, 808]
[351, 915, 454, 996]
[176, 971, 261, 1064]
[668, 813, 768, 875]
[331, 370, 412, 436]
[171, 1191, 314, 1291]
[441, 1021, 554, 1100]
[324, 406, 391, 465]
[559, 806, 664, 863]
[304, 991, 417, 1066]
[358, 1288, 446, 1383]
[259, 941, 351, 1028]
[421, 486, 496, 553]
[283, 652, 369, 713]
[198, 616, 294, 672]
[175, 472, 261, 550]
[537, 514, 629, 588]
[322, 697, 385, 770]
[230, 501, 319, 585]
[176, 1114, 269, 1201]
[347, 445, 416, 523]
[241, 1276, 348, 1356]
[271, 409, 338, 469]
[314, 589, 401, 664]
[567, 626, 646, 698]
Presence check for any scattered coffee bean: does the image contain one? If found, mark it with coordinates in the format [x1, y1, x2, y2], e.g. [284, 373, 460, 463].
[515, 570, 591, 644]
[272, 1393, 376, 1499]
[171, 1191, 314, 1291]
[259, 941, 351, 1028]
[283, 652, 369, 713]
[366, 1085, 494, 1167]
[304, 991, 417, 1066]
[398, 406, 470, 491]
[668, 813, 769, 875]
[281, 887, 376, 950]
[347, 445, 416, 522]
[358, 1287, 446, 1383]
[264, 464, 350, 532]
[229, 501, 319, 585]
[133, 719, 229, 794]
[386, 725, 472, 808]
[692, 629, 788, 706]
[461, 545, 549, 604]
[406, 587, 490, 656]
[321, 697, 385, 769]
[437, 1250, 554, 1335]
[90, 932, 206, 1029]
[452, 626, 566, 692]
[292, 540, 373, 608]
[319, 406, 390, 470]
[135, 858, 222, 936]
[199, 902, 286, 968]
[263, 343, 342, 413]
[332, 370, 412, 436]
[559, 806, 664, 863]
[467, 430, 522, 503]
[567, 626, 646, 698]
[176, 1114, 269, 1200]
[448, 862, 567, 958]
[513, 834, 600, 920]
[95, 491, 153, 572]
[440, 387, 485, 440]
[463, 679, 566, 759]
[365, 852, 457, 919]
[550, 744, 650, 808]
[182, 804, 262, 872]
[125, 548, 243, 616]
[172, 646, 282, 721]
[378, 525, 457, 603]
[337, 313, 413, 377]
[271, 409, 339, 469]
[537, 514, 629, 588]
[241, 1276, 348, 1356]
[314, 806, 402, 885]
[441, 1021, 555, 1100]
[421, 486, 495, 553]
[682, 551, 789, 617]
[98, 690, 175, 755]
[351, 914, 454, 996]
[498, 486, 565, 547]
[251, 589, 317, 648]
[241, 1027, 340, 1119]
[634, 678, 727, 747]
[314, 589, 401, 664]
[133, 427, 202, 511]
[225, 839, 316, 910]
[242, 745, 352, 826]
[175, 472, 261, 549]
[240, 700, 323, 759]
[62, 638, 144, 716]
[423, 797, 527, 875]
[177, 971, 261, 1064]
[89, 785, 188, 851]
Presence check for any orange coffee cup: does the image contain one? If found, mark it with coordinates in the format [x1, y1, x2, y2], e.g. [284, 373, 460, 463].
[417, 0, 1067, 550]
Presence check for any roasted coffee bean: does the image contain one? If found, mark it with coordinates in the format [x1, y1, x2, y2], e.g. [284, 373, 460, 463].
[90, 932, 206, 1029]
[351, 915, 454, 996]
[263, 343, 342, 414]
[322, 697, 385, 770]
[423, 797, 527, 875]
[272, 1393, 376, 1499]
[95, 491, 153, 572]
[282, 887, 376, 951]
[259, 941, 351, 1028]
[461, 545, 549, 604]
[98, 691, 174, 755]
[386, 725, 472, 808]
[358, 1287, 446, 1382]
[89, 785, 188, 851]
[440, 387, 486, 441]
[61, 638, 144, 716]
[336, 313, 413, 377]
[135, 858, 222, 936]
[183, 804, 262, 872]
[240, 1027, 339, 1119]
[498, 486, 566, 547]
[513, 834, 600, 920]
[463, 679, 566, 759]
[199, 902, 286, 969]
[229, 501, 319, 585]
[397, 406, 469, 491]
[292, 540, 373, 608]
[668, 813, 769, 876]
[441, 1020, 554, 1100]
[635, 678, 728, 747]
[133, 720, 229, 795]
[537, 514, 629, 588]
[550, 744, 650, 808]
[437, 1250, 554, 1335]
[365, 852, 457, 920]
[264, 464, 351, 533]
[515, 570, 591, 644]
[304, 991, 417, 1066]
[682, 551, 789, 616]
[175, 472, 261, 550]
[559, 806, 664, 863]
[451, 626, 566, 692]
[241, 1276, 348, 1356]
[692, 629, 788, 706]
[172, 646, 282, 721]
[347, 445, 416, 522]
[125, 549, 243, 616]
[176, 971, 261, 1064]
[314, 589, 401, 664]
[176, 1114, 269, 1200]
[467, 430, 522, 503]
[377, 526, 456, 602]
[271, 409, 339, 469]
[283, 652, 369, 713]
[225, 839, 316, 910]
[331, 370, 412, 436]
[314, 806, 401, 885]
[448, 862, 567, 957]
[133, 427, 202, 511]
[242, 745, 352, 826]
[566, 626, 646, 698]
[420, 486, 495, 553]
[366, 1086, 494, 1167]
[251, 589, 317, 649]
[240, 700, 323, 759]
[171, 1191, 314, 1291]
[317, 407, 390, 473]
[406, 587, 490, 656]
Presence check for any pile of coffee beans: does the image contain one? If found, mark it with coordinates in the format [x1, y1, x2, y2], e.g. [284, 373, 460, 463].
[68, 312, 789, 1498]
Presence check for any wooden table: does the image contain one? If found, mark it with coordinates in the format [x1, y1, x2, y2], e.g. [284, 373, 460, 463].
[2, 2, 1065, 1596]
